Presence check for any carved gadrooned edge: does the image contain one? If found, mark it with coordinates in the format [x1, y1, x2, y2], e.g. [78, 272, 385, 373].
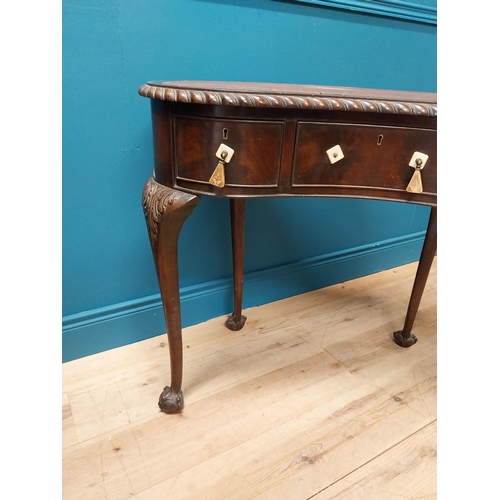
[142, 177, 197, 249]
[139, 84, 437, 117]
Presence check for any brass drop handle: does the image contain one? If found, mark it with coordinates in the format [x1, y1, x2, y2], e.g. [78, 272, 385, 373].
[209, 144, 234, 188]
[406, 152, 429, 194]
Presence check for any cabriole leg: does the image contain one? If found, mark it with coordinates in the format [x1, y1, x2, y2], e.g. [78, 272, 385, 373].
[142, 178, 201, 413]
[225, 198, 247, 331]
[393, 206, 437, 347]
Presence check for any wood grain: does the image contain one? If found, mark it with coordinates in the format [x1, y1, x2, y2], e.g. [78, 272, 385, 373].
[62, 259, 436, 500]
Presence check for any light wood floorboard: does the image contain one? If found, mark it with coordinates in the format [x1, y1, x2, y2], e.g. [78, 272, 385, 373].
[62, 259, 437, 500]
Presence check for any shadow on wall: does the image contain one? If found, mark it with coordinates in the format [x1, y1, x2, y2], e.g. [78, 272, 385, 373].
[193, 0, 436, 32]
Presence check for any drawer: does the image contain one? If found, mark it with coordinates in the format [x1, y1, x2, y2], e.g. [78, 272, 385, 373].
[174, 115, 284, 187]
[291, 122, 436, 195]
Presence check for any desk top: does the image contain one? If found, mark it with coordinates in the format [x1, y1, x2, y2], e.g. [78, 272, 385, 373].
[139, 80, 437, 117]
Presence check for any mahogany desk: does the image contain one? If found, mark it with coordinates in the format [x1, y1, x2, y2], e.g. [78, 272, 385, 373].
[139, 81, 437, 414]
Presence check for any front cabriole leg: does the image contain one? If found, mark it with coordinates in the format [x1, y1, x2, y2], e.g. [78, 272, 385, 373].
[142, 177, 201, 413]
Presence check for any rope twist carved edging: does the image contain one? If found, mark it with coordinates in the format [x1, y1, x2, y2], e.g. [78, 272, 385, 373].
[139, 84, 437, 117]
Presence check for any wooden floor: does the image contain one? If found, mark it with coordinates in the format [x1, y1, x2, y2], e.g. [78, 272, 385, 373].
[62, 259, 437, 500]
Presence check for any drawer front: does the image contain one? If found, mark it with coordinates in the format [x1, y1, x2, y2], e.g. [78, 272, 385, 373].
[292, 122, 436, 195]
[174, 115, 283, 187]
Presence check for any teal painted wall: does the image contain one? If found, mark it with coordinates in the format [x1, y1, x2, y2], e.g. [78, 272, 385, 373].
[62, 0, 436, 361]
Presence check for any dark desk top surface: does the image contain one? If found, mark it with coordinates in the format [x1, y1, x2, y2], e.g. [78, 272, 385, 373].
[139, 80, 437, 116]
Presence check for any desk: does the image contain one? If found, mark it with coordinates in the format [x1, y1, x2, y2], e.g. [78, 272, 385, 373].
[139, 81, 437, 414]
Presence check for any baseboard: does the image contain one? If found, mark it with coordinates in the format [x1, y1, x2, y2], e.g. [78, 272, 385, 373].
[62, 231, 425, 362]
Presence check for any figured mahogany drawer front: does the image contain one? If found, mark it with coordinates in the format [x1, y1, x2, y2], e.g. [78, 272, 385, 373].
[292, 122, 436, 194]
[174, 115, 283, 187]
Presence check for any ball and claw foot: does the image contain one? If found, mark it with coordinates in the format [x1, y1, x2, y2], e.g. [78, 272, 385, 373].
[393, 330, 418, 348]
[225, 313, 247, 331]
[158, 386, 184, 414]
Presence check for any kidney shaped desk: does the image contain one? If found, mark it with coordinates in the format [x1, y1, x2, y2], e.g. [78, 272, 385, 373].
[139, 81, 437, 414]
